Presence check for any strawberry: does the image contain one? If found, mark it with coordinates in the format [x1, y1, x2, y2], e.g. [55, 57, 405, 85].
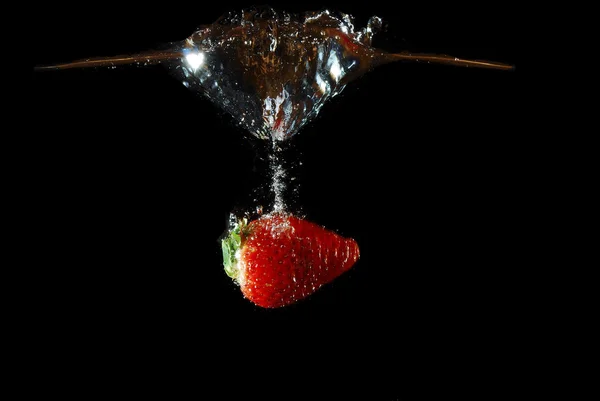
[222, 212, 360, 308]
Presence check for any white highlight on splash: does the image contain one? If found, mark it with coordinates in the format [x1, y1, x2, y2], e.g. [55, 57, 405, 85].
[185, 51, 205, 71]
[329, 54, 344, 82]
[263, 88, 290, 141]
[316, 73, 329, 94]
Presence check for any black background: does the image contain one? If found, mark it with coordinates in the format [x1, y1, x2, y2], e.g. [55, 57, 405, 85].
[31, 1, 521, 392]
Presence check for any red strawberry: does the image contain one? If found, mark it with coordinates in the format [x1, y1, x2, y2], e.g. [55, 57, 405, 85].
[222, 212, 360, 308]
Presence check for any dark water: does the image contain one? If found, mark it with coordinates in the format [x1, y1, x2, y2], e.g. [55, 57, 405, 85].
[29, 1, 521, 393]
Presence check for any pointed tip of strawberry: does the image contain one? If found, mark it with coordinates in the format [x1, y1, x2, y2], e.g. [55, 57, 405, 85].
[221, 217, 247, 280]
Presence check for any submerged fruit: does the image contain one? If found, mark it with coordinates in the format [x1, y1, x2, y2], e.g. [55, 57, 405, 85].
[222, 212, 360, 308]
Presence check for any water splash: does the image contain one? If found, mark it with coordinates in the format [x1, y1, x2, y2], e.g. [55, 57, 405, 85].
[173, 8, 384, 141]
[34, 7, 513, 220]
[35, 7, 513, 143]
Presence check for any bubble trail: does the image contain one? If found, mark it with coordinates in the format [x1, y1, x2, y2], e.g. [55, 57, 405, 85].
[270, 142, 288, 214]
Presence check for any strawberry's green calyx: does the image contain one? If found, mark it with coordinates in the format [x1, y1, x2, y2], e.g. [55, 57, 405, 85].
[222, 218, 247, 279]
